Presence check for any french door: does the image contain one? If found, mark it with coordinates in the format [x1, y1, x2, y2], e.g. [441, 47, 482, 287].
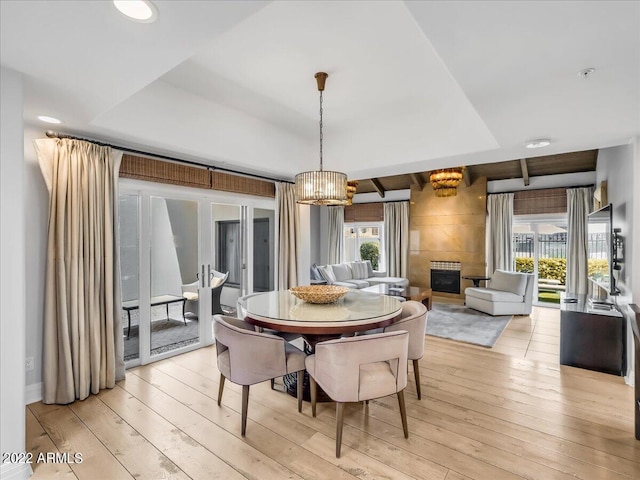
[119, 180, 275, 367]
[513, 215, 567, 306]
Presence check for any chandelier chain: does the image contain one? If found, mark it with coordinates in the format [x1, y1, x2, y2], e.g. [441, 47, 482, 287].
[319, 90, 324, 171]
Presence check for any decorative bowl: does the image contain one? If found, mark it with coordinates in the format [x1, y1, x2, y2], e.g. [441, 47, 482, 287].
[289, 285, 349, 304]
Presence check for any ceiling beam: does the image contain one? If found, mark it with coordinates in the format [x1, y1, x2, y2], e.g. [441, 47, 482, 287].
[410, 173, 424, 191]
[463, 167, 471, 187]
[520, 158, 530, 186]
[370, 178, 386, 198]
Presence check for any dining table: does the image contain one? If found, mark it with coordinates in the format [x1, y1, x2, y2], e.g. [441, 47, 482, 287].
[242, 289, 403, 400]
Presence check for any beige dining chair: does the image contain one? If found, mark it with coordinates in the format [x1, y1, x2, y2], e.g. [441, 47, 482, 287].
[381, 300, 428, 399]
[305, 330, 410, 457]
[237, 292, 304, 390]
[213, 314, 306, 436]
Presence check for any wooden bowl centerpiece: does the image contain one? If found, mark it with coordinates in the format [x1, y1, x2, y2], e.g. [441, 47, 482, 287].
[289, 285, 349, 304]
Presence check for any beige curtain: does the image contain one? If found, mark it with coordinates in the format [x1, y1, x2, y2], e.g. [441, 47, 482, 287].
[327, 206, 344, 265]
[487, 193, 514, 274]
[566, 187, 593, 294]
[384, 201, 409, 277]
[276, 182, 299, 289]
[35, 138, 125, 404]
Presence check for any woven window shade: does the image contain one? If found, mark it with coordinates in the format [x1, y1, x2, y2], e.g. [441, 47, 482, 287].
[120, 154, 211, 189]
[344, 202, 384, 222]
[513, 188, 567, 215]
[212, 171, 275, 198]
[119, 154, 275, 197]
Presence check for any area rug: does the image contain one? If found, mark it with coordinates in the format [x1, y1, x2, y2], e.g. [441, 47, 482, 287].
[426, 303, 512, 348]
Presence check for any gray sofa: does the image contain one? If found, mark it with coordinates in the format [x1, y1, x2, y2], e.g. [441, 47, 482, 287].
[465, 269, 534, 316]
[313, 260, 409, 289]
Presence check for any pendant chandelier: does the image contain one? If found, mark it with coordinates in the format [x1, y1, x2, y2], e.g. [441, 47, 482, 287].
[429, 167, 466, 197]
[294, 72, 348, 205]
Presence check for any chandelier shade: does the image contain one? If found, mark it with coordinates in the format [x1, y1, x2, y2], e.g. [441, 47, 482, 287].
[345, 180, 358, 206]
[294, 170, 348, 205]
[429, 167, 465, 197]
[294, 72, 348, 206]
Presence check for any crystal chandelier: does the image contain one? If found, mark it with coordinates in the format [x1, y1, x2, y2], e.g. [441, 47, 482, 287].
[294, 72, 348, 205]
[429, 167, 466, 197]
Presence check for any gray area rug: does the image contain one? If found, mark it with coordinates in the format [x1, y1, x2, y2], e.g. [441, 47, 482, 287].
[426, 303, 512, 348]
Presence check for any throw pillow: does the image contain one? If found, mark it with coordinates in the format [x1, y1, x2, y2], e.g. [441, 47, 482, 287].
[310, 263, 323, 281]
[332, 263, 353, 282]
[364, 260, 374, 278]
[317, 265, 336, 284]
[350, 261, 369, 280]
[489, 269, 528, 297]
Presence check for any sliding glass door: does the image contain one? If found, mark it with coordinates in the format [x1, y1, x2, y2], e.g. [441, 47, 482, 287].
[513, 215, 567, 305]
[119, 182, 275, 367]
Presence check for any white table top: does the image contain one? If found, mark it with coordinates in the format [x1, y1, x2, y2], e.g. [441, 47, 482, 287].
[243, 289, 402, 333]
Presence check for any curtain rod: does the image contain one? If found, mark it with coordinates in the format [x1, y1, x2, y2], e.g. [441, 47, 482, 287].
[45, 130, 293, 185]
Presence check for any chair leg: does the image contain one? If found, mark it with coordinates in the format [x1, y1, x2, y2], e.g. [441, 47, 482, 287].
[309, 375, 317, 417]
[241, 385, 250, 436]
[270, 378, 275, 390]
[413, 359, 422, 400]
[297, 370, 303, 413]
[336, 402, 345, 458]
[217, 374, 225, 406]
[397, 390, 409, 439]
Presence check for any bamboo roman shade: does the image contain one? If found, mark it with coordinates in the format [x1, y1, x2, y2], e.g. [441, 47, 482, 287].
[344, 202, 384, 222]
[513, 188, 568, 215]
[120, 154, 275, 198]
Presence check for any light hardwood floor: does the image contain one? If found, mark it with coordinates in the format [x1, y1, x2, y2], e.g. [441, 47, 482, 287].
[27, 307, 639, 480]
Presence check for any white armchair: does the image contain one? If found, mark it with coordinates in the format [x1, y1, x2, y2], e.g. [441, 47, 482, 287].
[465, 269, 534, 316]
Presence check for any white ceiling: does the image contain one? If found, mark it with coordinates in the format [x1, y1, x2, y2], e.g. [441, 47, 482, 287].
[2, 0, 638, 181]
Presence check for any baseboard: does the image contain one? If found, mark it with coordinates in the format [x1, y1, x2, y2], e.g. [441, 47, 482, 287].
[25, 382, 42, 405]
[0, 462, 33, 480]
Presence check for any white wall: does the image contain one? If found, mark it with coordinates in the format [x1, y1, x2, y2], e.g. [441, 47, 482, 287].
[1, 67, 31, 479]
[23, 124, 49, 398]
[150, 198, 183, 297]
[595, 143, 638, 385]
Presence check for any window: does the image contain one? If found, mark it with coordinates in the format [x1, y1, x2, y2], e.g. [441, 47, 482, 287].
[343, 222, 384, 271]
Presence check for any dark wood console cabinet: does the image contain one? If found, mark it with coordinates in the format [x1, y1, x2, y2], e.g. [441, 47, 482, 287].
[560, 294, 625, 376]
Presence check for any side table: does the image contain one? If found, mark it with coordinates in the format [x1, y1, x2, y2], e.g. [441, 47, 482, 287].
[462, 276, 490, 288]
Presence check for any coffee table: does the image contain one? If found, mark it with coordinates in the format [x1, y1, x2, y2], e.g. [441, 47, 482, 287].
[361, 284, 432, 310]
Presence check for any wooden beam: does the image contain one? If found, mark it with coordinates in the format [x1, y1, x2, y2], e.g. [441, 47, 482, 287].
[463, 167, 471, 187]
[520, 158, 530, 186]
[370, 178, 385, 198]
[410, 173, 424, 191]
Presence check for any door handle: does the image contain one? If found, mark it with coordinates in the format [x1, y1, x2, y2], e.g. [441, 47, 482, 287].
[207, 264, 212, 287]
[201, 264, 205, 288]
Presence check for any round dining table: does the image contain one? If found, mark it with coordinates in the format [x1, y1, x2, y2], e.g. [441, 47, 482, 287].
[242, 289, 403, 348]
[242, 289, 403, 401]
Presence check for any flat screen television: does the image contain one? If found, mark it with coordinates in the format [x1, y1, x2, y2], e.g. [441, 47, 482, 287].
[587, 203, 615, 295]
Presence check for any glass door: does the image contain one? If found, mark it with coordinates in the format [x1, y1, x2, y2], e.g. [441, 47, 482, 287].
[513, 216, 567, 305]
[148, 196, 202, 358]
[120, 181, 275, 367]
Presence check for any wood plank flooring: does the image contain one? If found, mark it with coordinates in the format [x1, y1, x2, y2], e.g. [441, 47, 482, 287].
[27, 307, 639, 480]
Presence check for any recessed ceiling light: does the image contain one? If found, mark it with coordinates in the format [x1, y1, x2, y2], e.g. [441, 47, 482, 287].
[37, 115, 62, 124]
[113, 0, 158, 23]
[525, 139, 551, 149]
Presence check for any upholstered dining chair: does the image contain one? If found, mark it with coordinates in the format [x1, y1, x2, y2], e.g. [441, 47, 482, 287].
[381, 300, 428, 399]
[305, 330, 410, 457]
[237, 292, 303, 390]
[213, 314, 307, 436]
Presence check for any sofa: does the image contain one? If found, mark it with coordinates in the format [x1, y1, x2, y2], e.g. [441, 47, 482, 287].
[465, 269, 534, 316]
[312, 260, 409, 289]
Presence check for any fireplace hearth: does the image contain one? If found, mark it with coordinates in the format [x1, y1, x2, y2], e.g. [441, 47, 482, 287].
[430, 261, 461, 294]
